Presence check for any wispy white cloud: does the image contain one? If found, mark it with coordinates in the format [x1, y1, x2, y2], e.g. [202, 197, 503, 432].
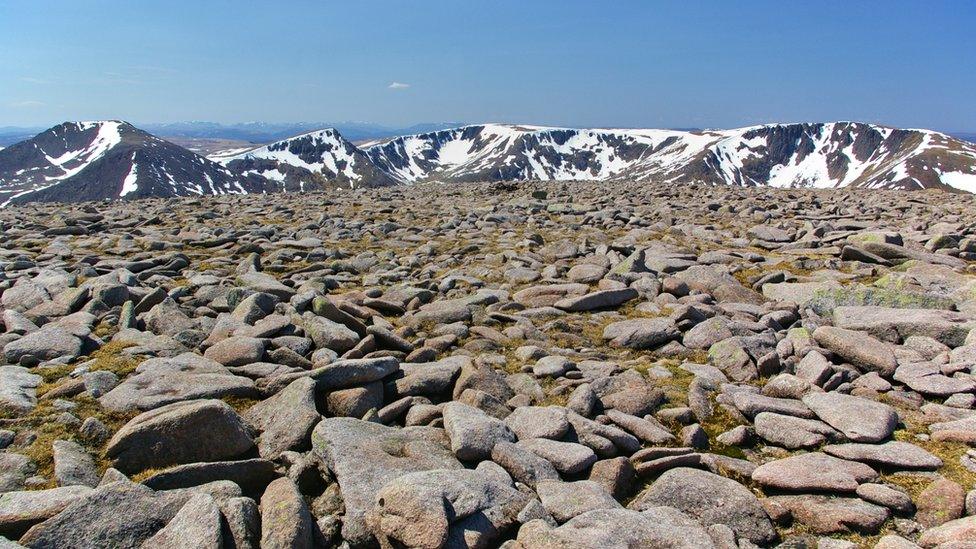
[388, 81, 410, 89]
[99, 71, 140, 85]
[130, 64, 179, 74]
[9, 100, 45, 108]
[19, 76, 49, 84]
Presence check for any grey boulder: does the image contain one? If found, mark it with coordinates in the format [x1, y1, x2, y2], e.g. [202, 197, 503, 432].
[602, 318, 679, 349]
[0, 367, 41, 413]
[105, 399, 255, 474]
[536, 480, 621, 523]
[630, 467, 776, 544]
[812, 326, 897, 377]
[311, 417, 462, 547]
[366, 468, 529, 549]
[0, 486, 92, 539]
[751, 452, 877, 493]
[143, 492, 224, 549]
[17, 481, 189, 549]
[3, 327, 82, 365]
[802, 392, 898, 443]
[513, 507, 715, 549]
[442, 402, 516, 461]
[244, 377, 320, 459]
[99, 353, 257, 412]
[260, 477, 312, 549]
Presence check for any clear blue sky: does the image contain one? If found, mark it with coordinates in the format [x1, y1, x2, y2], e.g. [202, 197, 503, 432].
[1, 0, 973, 131]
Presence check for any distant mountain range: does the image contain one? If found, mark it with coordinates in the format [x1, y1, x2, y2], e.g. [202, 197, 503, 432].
[1, 120, 975, 205]
[133, 121, 467, 144]
[2, 122, 974, 148]
[0, 122, 464, 148]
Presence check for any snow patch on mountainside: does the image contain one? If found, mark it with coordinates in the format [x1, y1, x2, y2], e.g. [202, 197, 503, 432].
[120, 152, 139, 197]
[42, 121, 123, 182]
[940, 171, 976, 193]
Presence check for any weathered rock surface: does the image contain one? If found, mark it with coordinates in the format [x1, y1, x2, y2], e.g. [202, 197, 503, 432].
[802, 392, 898, 443]
[367, 468, 530, 548]
[630, 467, 776, 544]
[512, 507, 716, 548]
[105, 399, 255, 473]
[311, 417, 461, 546]
[751, 452, 878, 493]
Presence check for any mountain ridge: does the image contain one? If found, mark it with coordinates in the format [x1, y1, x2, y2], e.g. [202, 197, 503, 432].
[2, 120, 976, 206]
[357, 122, 976, 192]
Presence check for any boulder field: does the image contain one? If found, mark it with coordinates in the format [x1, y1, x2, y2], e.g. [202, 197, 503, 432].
[1, 181, 976, 547]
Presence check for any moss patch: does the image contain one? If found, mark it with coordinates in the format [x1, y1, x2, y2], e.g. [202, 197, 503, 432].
[221, 395, 262, 414]
[16, 395, 136, 489]
[88, 342, 140, 378]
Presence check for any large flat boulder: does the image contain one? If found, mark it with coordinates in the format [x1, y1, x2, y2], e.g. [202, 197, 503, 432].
[0, 486, 92, 539]
[366, 469, 530, 548]
[512, 507, 715, 549]
[765, 494, 889, 534]
[833, 306, 976, 348]
[602, 318, 679, 349]
[629, 467, 776, 544]
[812, 326, 897, 377]
[0, 367, 41, 413]
[802, 392, 898, 443]
[99, 353, 257, 412]
[311, 417, 462, 547]
[105, 399, 255, 474]
[3, 326, 82, 365]
[751, 452, 877, 493]
[17, 481, 189, 549]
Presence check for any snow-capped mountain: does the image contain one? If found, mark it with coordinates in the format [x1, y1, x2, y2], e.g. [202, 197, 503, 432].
[0, 121, 271, 206]
[222, 129, 398, 191]
[363, 123, 976, 192]
[3, 121, 975, 206]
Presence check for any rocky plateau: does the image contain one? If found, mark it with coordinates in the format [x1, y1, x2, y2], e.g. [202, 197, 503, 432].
[1, 181, 976, 548]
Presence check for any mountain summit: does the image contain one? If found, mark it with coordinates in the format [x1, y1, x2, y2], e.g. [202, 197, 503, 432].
[223, 128, 398, 191]
[0, 121, 267, 206]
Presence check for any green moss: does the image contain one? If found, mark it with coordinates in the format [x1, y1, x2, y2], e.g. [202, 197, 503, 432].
[733, 260, 820, 286]
[646, 359, 695, 405]
[221, 395, 261, 414]
[808, 285, 954, 315]
[533, 377, 569, 406]
[130, 467, 167, 484]
[15, 395, 136, 489]
[35, 364, 75, 386]
[699, 403, 747, 460]
[88, 342, 140, 378]
[92, 321, 114, 339]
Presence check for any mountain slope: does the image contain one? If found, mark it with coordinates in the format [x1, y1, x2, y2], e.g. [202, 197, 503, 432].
[0, 121, 270, 206]
[363, 122, 976, 192]
[673, 123, 976, 191]
[222, 129, 398, 190]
